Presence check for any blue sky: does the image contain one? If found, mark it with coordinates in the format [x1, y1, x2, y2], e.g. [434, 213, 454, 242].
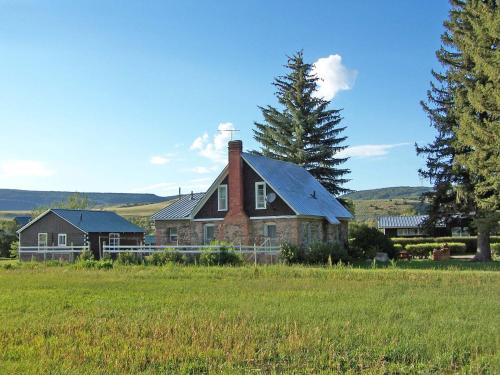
[0, 1, 450, 196]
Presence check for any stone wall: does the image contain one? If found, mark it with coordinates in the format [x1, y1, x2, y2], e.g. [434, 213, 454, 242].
[155, 217, 348, 248]
[155, 220, 192, 246]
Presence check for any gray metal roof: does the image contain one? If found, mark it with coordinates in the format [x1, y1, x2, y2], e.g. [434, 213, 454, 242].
[51, 209, 144, 233]
[241, 152, 353, 224]
[151, 193, 205, 220]
[377, 215, 428, 229]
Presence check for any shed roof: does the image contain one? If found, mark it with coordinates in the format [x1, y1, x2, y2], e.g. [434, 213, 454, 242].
[17, 209, 144, 234]
[241, 153, 353, 224]
[377, 215, 428, 229]
[151, 193, 205, 220]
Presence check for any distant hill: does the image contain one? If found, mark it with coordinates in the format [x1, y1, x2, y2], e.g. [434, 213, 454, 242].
[342, 186, 433, 201]
[0, 189, 173, 211]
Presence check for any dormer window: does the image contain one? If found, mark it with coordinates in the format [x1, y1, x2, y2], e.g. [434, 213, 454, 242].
[255, 182, 266, 209]
[218, 184, 228, 211]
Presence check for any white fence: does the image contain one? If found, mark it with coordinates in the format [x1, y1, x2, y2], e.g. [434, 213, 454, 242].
[18, 244, 282, 264]
[103, 244, 281, 264]
[19, 246, 90, 261]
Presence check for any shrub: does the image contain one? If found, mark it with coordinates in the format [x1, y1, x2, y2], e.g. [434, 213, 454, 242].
[78, 250, 94, 262]
[391, 236, 500, 253]
[74, 258, 113, 269]
[405, 244, 434, 258]
[145, 248, 184, 266]
[96, 259, 113, 270]
[393, 244, 403, 252]
[9, 241, 19, 259]
[349, 224, 396, 259]
[280, 243, 304, 264]
[199, 241, 242, 266]
[116, 252, 142, 265]
[306, 242, 348, 264]
[490, 243, 500, 257]
[405, 242, 467, 258]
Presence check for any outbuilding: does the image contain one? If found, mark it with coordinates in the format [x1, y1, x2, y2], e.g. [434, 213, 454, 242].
[17, 209, 144, 260]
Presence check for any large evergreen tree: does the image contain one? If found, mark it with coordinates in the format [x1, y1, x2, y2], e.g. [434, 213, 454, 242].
[418, 0, 499, 260]
[253, 51, 350, 196]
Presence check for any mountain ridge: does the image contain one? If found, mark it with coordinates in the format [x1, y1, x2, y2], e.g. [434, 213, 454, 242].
[0, 189, 172, 210]
[341, 186, 432, 201]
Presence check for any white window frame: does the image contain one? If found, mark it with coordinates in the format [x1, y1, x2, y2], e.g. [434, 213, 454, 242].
[57, 233, 67, 247]
[264, 223, 277, 245]
[109, 233, 120, 248]
[255, 182, 266, 210]
[264, 223, 277, 238]
[38, 233, 48, 248]
[203, 224, 215, 244]
[168, 227, 178, 243]
[217, 184, 228, 211]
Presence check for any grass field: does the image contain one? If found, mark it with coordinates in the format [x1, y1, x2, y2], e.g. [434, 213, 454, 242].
[103, 200, 174, 217]
[353, 199, 426, 225]
[1, 264, 499, 374]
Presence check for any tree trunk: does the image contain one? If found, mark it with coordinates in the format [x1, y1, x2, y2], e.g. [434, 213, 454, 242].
[473, 226, 491, 262]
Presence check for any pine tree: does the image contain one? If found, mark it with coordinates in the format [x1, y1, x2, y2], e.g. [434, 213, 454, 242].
[418, 0, 499, 260]
[253, 51, 350, 196]
[452, 0, 499, 260]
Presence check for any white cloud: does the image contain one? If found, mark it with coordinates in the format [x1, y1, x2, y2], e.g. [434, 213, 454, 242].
[190, 122, 235, 164]
[0, 160, 55, 177]
[150, 155, 170, 165]
[312, 54, 357, 100]
[337, 143, 410, 158]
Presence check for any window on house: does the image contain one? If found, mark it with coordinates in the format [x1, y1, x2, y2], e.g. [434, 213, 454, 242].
[168, 227, 178, 243]
[255, 182, 266, 209]
[264, 223, 277, 245]
[396, 228, 422, 236]
[303, 222, 319, 245]
[109, 233, 120, 248]
[218, 184, 228, 211]
[204, 224, 215, 244]
[58, 233, 67, 247]
[38, 233, 48, 248]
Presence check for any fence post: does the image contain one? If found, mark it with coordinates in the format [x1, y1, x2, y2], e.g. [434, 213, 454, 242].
[254, 243, 257, 266]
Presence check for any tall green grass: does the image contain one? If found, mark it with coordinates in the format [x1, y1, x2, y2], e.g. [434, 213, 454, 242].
[0, 265, 498, 373]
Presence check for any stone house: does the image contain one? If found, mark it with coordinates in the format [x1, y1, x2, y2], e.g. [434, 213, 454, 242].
[152, 140, 352, 248]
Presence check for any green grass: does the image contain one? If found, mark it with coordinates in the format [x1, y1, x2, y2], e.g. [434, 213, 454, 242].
[1, 265, 499, 374]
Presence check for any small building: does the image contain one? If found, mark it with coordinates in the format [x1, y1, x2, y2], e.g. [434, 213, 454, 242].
[17, 209, 144, 260]
[377, 215, 452, 237]
[152, 140, 353, 248]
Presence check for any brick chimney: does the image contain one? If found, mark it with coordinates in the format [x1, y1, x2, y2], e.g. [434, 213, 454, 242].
[228, 140, 245, 215]
[218, 140, 250, 244]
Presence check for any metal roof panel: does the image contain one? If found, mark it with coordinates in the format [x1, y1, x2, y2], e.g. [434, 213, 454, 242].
[241, 153, 352, 223]
[151, 193, 205, 220]
[51, 209, 144, 233]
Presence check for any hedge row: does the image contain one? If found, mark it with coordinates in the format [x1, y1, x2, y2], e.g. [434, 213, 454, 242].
[391, 236, 500, 253]
[405, 242, 467, 257]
